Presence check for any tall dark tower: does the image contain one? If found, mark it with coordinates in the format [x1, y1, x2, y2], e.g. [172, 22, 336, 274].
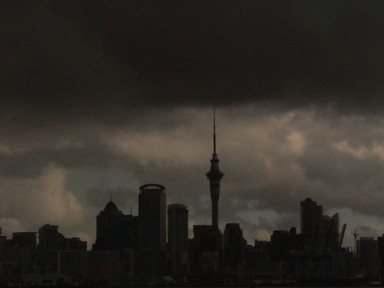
[138, 184, 167, 276]
[206, 109, 223, 228]
[138, 184, 166, 251]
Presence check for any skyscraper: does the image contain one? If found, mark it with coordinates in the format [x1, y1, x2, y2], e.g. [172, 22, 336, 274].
[224, 223, 244, 269]
[191, 225, 222, 273]
[138, 184, 167, 276]
[206, 110, 223, 228]
[93, 200, 137, 252]
[300, 198, 323, 245]
[357, 237, 379, 280]
[300, 198, 340, 249]
[94, 200, 123, 251]
[168, 204, 189, 275]
[138, 184, 166, 251]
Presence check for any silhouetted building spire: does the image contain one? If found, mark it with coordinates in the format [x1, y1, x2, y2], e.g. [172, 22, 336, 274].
[206, 109, 223, 228]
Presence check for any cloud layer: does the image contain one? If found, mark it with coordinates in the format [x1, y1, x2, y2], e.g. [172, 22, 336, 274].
[2, 0, 384, 127]
[0, 106, 383, 246]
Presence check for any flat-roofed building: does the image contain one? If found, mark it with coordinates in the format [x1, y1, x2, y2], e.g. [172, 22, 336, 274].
[168, 204, 188, 275]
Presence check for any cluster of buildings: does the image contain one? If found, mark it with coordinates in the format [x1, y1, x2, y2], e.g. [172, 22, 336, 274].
[1, 117, 384, 286]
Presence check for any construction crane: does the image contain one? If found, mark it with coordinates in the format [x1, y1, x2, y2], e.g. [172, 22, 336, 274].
[338, 223, 347, 247]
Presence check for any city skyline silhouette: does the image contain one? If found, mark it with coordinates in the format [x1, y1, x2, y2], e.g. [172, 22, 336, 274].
[1, 0, 384, 267]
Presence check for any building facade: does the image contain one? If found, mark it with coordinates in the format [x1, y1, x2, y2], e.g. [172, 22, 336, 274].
[223, 223, 244, 270]
[93, 200, 137, 252]
[300, 198, 323, 247]
[168, 204, 189, 275]
[138, 184, 167, 275]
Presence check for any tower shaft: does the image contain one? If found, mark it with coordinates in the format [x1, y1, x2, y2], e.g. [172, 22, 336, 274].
[206, 109, 223, 228]
[209, 178, 220, 227]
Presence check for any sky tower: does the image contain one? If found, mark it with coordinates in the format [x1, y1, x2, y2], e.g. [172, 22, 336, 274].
[206, 109, 224, 228]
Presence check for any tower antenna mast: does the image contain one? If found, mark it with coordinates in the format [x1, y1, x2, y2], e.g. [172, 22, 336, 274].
[213, 107, 216, 155]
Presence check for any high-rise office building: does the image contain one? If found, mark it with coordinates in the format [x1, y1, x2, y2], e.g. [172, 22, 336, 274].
[357, 237, 379, 280]
[317, 213, 339, 249]
[138, 184, 166, 251]
[191, 225, 222, 273]
[300, 198, 340, 249]
[300, 198, 323, 245]
[168, 204, 189, 275]
[93, 200, 137, 252]
[206, 110, 223, 228]
[223, 223, 244, 269]
[137, 184, 167, 276]
[95, 200, 124, 247]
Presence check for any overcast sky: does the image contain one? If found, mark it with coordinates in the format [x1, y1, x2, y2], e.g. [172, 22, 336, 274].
[1, 0, 384, 247]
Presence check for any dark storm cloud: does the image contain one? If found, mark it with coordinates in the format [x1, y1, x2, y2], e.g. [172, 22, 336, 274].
[0, 1, 136, 127]
[79, 0, 384, 107]
[2, 0, 384, 127]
